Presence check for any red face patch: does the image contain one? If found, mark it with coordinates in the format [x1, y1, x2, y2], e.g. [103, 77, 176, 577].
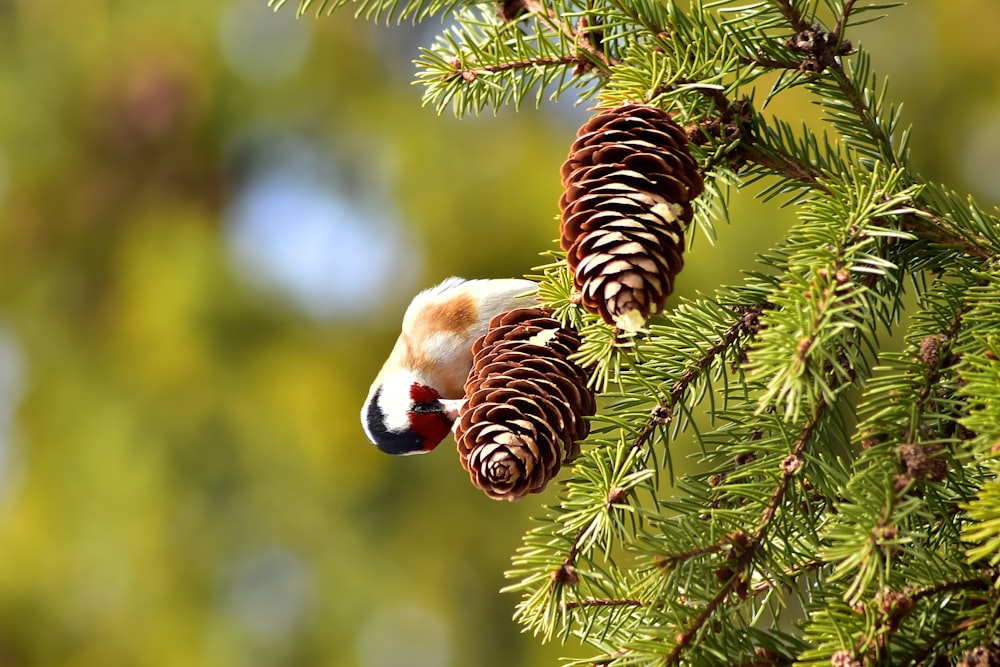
[408, 411, 452, 451]
[407, 383, 451, 451]
[410, 383, 441, 404]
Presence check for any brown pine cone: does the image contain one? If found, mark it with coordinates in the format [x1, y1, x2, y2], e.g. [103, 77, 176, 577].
[455, 308, 595, 501]
[560, 104, 704, 331]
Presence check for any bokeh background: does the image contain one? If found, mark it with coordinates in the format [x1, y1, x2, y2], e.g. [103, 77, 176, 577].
[0, 2, 997, 666]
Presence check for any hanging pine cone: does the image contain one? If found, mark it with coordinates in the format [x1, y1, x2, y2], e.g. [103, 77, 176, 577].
[560, 103, 704, 331]
[454, 308, 595, 501]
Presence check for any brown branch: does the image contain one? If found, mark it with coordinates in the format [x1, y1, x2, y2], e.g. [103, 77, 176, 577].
[739, 143, 823, 185]
[749, 559, 826, 596]
[759, 412, 819, 531]
[522, 0, 618, 74]
[658, 397, 829, 665]
[667, 580, 741, 662]
[742, 151, 991, 262]
[826, 62, 898, 165]
[626, 303, 765, 458]
[738, 54, 800, 71]
[899, 209, 996, 260]
[907, 573, 995, 604]
[900, 572, 999, 666]
[658, 541, 729, 568]
[668, 305, 765, 409]
[665, 531, 758, 663]
[562, 597, 645, 611]
[904, 623, 970, 667]
[831, 0, 858, 43]
[901, 292, 973, 445]
[656, 81, 734, 118]
[772, 0, 810, 33]
[448, 54, 585, 81]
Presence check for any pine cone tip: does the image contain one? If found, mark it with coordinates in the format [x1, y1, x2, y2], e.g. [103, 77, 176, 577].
[615, 308, 646, 333]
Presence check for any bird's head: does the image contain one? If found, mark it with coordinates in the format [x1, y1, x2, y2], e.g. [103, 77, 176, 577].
[360, 276, 537, 455]
[362, 374, 460, 455]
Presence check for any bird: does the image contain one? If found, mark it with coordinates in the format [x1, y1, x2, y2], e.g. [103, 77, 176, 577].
[361, 277, 537, 455]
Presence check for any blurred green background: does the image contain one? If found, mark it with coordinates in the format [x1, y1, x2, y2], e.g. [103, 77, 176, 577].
[0, 2, 997, 665]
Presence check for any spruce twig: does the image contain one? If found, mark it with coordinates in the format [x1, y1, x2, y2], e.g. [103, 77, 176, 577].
[281, 1, 1000, 663]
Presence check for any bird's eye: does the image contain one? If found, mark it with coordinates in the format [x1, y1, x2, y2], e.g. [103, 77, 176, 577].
[410, 400, 441, 414]
[409, 383, 443, 414]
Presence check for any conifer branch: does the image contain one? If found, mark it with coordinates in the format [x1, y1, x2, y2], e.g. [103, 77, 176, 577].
[898, 207, 998, 260]
[661, 407, 825, 665]
[289, 1, 1000, 663]
[553, 302, 766, 582]
[869, 573, 998, 664]
[831, 0, 858, 43]
[907, 573, 995, 604]
[562, 597, 644, 610]
[687, 86, 997, 261]
[658, 540, 728, 569]
[447, 53, 585, 79]
[758, 412, 818, 530]
[905, 626, 970, 667]
[900, 298, 969, 444]
[664, 305, 766, 410]
[740, 143, 822, 185]
[749, 559, 826, 595]
[772, 0, 809, 33]
[825, 63, 899, 167]
[520, 0, 619, 74]
[666, 557, 753, 663]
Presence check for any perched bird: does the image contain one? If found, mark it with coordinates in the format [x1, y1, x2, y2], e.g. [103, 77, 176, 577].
[361, 277, 537, 455]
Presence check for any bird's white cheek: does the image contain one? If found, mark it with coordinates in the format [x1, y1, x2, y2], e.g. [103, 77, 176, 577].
[376, 376, 418, 433]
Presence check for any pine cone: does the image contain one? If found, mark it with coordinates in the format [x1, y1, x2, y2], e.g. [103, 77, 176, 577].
[455, 308, 595, 501]
[560, 104, 704, 331]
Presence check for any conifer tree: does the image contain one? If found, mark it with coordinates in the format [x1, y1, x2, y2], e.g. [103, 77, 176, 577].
[272, 1, 1000, 664]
